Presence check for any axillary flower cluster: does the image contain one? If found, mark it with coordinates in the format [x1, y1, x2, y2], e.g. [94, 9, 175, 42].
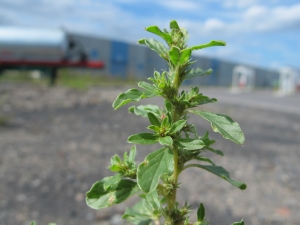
[86, 20, 246, 225]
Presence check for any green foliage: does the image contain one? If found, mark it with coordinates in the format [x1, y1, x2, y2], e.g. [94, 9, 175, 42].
[30, 222, 56, 225]
[87, 20, 247, 225]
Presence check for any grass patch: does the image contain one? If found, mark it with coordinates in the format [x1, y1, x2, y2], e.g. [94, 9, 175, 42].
[0, 69, 139, 90]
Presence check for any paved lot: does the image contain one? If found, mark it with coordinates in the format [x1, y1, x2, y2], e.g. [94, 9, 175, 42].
[0, 83, 299, 225]
[198, 87, 300, 114]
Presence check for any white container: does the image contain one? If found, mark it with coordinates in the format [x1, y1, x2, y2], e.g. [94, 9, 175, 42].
[0, 27, 68, 62]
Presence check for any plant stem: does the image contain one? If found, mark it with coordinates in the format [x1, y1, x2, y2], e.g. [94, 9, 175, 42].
[173, 66, 180, 92]
[168, 65, 181, 210]
[169, 145, 179, 209]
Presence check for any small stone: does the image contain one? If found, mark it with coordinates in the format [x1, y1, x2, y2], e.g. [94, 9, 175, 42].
[31, 179, 41, 188]
[75, 192, 84, 202]
[110, 214, 123, 225]
[86, 212, 94, 221]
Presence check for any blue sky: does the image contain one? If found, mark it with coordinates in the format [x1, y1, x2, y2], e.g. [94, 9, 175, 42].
[0, 0, 299, 70]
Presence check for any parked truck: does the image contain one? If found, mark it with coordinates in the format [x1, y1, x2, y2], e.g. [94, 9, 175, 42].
[0, 27, 104, 85]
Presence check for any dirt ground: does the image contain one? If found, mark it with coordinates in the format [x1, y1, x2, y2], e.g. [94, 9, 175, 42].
[0, 82, 299, 225]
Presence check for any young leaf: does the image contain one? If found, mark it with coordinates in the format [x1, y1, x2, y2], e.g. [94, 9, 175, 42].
[190, 40, 226, 51]
[197, 203, 205, 222]
[164, 100, 172, 112]
[179, 48, 191, 65]
[86, 174, 140, 209]
[128, 133, 158, 145]
[122, 199, 154, 225]
[194, 165, 247, 190]
[194, 156, 215, 166]
[144, 38, 168, 59]
[147, 112, 161, 126]
[30, 222, 36, 225]
[169, 119, 186, 134]
[138, 81, 157, 93]
[129, 105, 160, 117]
[175, 138, 205, 150]
[128, 145, 137, 164]
[189, 110, 245, 145]
[169, 46, 181, 66]
[170, 20, 180, 30]
[231, 219, 244, 225]
[158, 136, 173, 146]
[205, 147, 224, 156]
[148, 125, 160, 132]
[145, 190, 160, 210]
[138, 38, 146, 44]
[184, 68, 213, 80]
[145, 26, 172, 44]
[137, 147, 174, 193]
[113, 89, 156, 110]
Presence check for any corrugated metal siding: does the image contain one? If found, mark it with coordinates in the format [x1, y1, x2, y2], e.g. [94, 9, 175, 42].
[110, 41, 129, 78]
[128, 44, 147, 79]
[71, 33, 280, 88]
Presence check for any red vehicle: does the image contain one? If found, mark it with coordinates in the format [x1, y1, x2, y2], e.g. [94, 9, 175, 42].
[0, 27, 104, 85]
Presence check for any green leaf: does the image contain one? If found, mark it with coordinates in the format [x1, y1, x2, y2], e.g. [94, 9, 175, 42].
[148, 125, 160, 132]
[138, 81, 157, 93]
[179, 48, 191, 65]
[145, 26, 172, 44]
[86, 174, 140, 209]
[145, 190, 160, 210]
[231, 219, 244, 225]
[190, 40, 226, 51]
[123, 199, 154, 225]
[30, 222, 36, 225]
[113, 89, 155, 110]
[195, 165, 247, 190]
[170, 20, 180, 30]
[129, 105, 160, 117]
[144, 38, 168, 58]
[205, 147, 224, 156]
[147, 112, 161, 126]
[128, 133, 158, 145]
[138, 38, 146, 44]
[169, 46, 181, 66]
[164, 100, 172, 112]
[128, 146, 137, 164]
[158, 136, 173, 146]
[189, 110, 245, 145]
[184, 68, 213, 80]
[111, 155, 122, 165]
[169, 119, 186, 134]
[197, 203, 205, 222]
[137, 148, 174, 193]
[175, 138, 205, 150]
[194, 156, 215, 166]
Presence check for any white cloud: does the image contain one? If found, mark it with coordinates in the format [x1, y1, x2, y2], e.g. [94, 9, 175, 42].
[223, 0, 261, 9]
[157, 0, 201, 11]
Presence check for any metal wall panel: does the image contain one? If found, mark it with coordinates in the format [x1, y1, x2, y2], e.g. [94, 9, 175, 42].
[145, 48, 168, 79]
[218, 60, 236, 86]
[110, 41, 129, 78]
[68, 33, 281, 88]
[128, 44, 147, 79]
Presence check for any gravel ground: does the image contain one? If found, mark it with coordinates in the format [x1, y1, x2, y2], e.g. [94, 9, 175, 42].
[0, 82, 299, 225]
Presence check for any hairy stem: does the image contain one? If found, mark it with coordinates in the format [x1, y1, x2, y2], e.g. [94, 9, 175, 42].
[169, 145, 179, 209]
[168, 65, 181, 210]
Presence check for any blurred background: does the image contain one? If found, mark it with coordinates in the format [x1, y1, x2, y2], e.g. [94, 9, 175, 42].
[0, 1, 300, 225]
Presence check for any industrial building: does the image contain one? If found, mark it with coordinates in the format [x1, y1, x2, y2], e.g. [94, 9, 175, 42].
[0, 27, 299, 93]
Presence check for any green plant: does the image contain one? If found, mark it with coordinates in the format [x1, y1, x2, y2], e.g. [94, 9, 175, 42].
[30, 221, 56, 225]
[86, 20, 246, 225]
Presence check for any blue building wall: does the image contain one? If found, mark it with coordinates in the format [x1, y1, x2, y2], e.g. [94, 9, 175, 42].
[72, 33, 280, 87]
